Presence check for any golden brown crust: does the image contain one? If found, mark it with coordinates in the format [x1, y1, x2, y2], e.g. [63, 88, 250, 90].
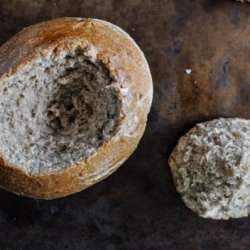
[0, 18, 153, 199]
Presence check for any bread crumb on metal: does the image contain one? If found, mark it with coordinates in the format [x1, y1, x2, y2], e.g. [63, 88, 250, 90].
[185, 69, 192, 75]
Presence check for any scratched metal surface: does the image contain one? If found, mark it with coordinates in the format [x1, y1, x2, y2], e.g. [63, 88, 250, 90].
[0, 0, 250, 249]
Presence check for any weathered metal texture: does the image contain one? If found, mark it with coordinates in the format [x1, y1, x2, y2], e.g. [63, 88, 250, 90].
[0, 0, 249, 249]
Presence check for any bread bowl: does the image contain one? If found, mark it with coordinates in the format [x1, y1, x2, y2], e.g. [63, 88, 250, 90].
[0, 18, 153, 199]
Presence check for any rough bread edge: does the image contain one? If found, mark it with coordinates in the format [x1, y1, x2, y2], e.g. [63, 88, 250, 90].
[0, 18, 153, 199]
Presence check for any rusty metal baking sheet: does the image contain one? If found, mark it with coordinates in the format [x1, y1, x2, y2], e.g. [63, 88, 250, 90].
[0, 0, 249, 249]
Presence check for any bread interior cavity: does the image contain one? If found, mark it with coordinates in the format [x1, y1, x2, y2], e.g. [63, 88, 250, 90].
[0, 48, 121, 174]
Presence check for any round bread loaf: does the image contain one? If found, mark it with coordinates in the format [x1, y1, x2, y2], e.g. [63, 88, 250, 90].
[168, 118, 250, 220]
[0, 18, 153, 199]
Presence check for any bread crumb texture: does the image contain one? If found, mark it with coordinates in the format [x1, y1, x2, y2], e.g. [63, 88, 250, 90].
[0, 48, 121, 174]
[169, 118, 250, 219]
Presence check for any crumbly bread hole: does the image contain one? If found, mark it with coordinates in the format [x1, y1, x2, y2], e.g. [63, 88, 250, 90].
[0, 48, 121, 174]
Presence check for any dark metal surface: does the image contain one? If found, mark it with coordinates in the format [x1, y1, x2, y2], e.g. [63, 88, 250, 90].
[0, 0, 250, 249]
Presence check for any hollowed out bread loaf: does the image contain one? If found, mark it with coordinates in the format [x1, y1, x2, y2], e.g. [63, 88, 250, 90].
[168, 118, 250, 220]
[0, 18, 153, 199]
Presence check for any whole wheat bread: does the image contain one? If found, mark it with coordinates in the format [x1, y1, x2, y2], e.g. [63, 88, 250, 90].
[0, 18, 153, 199]
[168, 118, 250, 220]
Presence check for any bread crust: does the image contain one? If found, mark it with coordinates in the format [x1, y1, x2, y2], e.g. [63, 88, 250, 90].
[0, 18, 153, 199]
